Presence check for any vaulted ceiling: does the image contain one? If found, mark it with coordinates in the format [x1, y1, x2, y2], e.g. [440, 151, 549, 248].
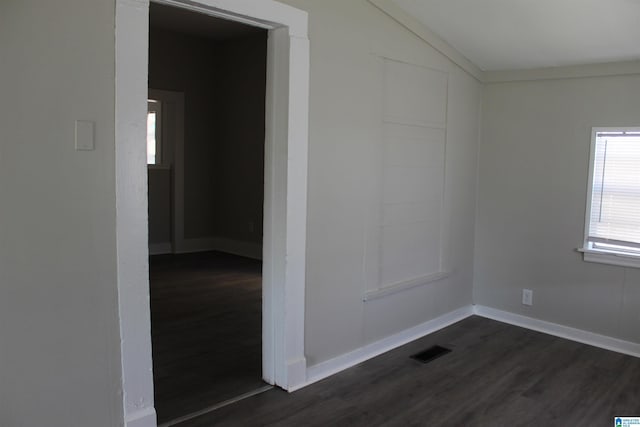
[392, 0, 640, 71]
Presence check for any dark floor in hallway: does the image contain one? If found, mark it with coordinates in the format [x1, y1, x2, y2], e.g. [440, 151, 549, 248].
[150, 251, 265, 424]
[176, 316, 640, 427]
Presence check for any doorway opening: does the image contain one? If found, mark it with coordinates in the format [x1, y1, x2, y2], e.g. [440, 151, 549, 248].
[147, 3, 270, 423]
[115, 1, 309, 425]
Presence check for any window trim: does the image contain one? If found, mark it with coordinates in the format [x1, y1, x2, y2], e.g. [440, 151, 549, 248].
[147, 99, 162, 166]
[580, 126, 640, 269]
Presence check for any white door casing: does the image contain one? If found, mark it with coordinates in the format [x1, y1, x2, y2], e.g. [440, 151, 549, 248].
[115, 1, 309, 426]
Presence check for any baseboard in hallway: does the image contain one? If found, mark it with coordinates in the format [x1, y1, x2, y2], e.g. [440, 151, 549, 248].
[177, 237, 262, 260]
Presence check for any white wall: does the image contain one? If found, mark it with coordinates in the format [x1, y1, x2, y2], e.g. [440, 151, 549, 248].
[476, 73, 640, 344]
[1, 0, 481, 423]
[0, 1, 123, 426]
[278, 0, 481, 366]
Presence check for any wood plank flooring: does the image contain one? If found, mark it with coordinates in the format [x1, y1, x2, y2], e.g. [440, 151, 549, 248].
[176, 316, 640, 426]
[150, 251, 265, 424]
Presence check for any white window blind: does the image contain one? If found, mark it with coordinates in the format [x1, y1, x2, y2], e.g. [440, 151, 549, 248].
[586, 128, 640, 256]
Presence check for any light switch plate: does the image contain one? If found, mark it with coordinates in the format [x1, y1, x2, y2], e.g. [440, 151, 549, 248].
[75, 120, 95, 151]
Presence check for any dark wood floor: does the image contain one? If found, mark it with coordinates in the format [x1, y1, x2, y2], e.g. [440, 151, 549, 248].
[176, 316, 640, 427]
[150, 251, 265, 424]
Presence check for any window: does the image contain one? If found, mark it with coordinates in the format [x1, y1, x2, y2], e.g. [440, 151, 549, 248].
[582, 127, 640, 267]
[147, 99, 162, 165]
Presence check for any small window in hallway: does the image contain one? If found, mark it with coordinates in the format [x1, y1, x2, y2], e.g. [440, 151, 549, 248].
[147, 99, 161, 165]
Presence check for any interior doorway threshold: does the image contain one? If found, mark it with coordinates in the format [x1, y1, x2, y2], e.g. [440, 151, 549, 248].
[158, 384, 274, 427]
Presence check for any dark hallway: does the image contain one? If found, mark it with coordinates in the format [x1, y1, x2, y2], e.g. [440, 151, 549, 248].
[150, 251, 265, 423]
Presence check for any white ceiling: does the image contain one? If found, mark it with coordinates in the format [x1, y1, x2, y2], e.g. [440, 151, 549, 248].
[393, 0, 640, 71]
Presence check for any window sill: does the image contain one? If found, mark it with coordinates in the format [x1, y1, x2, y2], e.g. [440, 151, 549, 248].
[577, 248, 640, 269]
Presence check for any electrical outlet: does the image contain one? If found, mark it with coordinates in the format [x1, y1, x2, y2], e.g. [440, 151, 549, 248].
[522, 289, 533, 306]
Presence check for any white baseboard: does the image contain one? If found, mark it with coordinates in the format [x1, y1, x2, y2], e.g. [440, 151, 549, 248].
[297, 305, 474, 390]
[177, 237, 262, 260]
[148, 242, 172, 256]
[125, 407, 157, 427]
[285, 357, 308, 391]
[474, 305, 640, 359]
[295, 304, 640, 394]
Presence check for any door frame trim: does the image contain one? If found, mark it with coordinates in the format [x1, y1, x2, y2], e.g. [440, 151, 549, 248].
[115, 1, 309, 425]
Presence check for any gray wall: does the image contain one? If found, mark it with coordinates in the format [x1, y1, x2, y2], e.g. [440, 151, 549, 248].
[149, 28, 218, 240]
[0, 0, 123, 426]
[0, 0, 489, 424]
[476, 74, 640, 344]
[148, 169, 172, 245]
[148, 28, 266, 247]
[279, 0, 481, 365]
[212, 36, 267, 244]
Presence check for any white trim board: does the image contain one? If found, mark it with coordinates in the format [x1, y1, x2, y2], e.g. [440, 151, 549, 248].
[297, 306, 474, 391]
[363, 271, 450, 301]
[295, 304, 640, 394]
[149, 242, 172, 256]
[484, 59, 640, 83]
[125, 408, 157, 427]
[473, 305, 640, 359]
[179, 237, 262, 260]
[367, 0, 483, 82]
[150, 238, 262, 259]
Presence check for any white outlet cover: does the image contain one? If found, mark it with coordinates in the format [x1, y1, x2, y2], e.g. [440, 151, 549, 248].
[75, 120, 95, 151]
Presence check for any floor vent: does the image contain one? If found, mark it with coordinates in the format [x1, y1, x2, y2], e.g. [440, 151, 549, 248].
[410, 345, 451, 364]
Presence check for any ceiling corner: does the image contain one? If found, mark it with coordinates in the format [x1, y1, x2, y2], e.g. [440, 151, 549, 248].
[367, 0, 485, 83]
